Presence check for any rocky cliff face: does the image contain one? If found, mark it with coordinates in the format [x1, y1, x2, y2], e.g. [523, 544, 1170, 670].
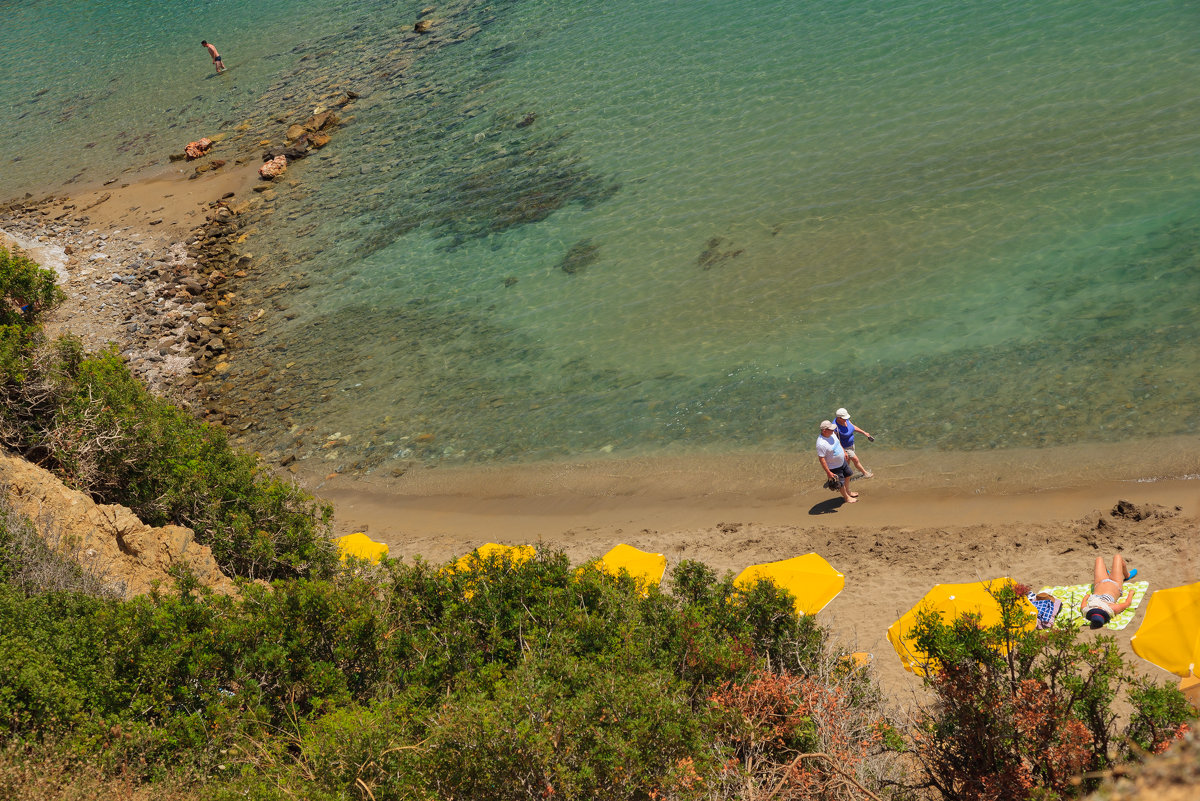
[1, 450, 235, 597]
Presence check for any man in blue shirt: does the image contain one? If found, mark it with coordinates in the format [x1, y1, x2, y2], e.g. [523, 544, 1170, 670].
[834, 407, 875, 479]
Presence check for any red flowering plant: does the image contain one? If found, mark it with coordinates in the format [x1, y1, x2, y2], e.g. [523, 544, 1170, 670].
[909, 582, 1191, 801]
[707, 664, 898, 800]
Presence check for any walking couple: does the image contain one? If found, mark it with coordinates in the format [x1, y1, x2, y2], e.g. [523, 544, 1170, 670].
[816, 408, 874, 504]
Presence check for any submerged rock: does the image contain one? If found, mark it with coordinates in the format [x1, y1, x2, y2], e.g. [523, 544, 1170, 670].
[697, 236, 744, 270]
[558, 239, 600, 274]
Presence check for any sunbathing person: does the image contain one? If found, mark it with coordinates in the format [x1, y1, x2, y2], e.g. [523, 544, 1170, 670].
[1081, 554, 1137, 629]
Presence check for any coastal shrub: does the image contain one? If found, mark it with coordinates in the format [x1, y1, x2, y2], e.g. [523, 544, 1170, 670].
[0, 543, 902, 799]
[666, 559, 826, 687]
[0, 325, 39, 386]
[909, 582, 1191, 801]
[54, 344, 337, 580]
[0, 245, 58, 431]
[1125, 680, 1194, 754]
[708, 663, 895, 800]
[0, 333, 335, 581]
[421, 652, 709, 800]
[0, 584, 112, 738]
[0, 245, 62, 327]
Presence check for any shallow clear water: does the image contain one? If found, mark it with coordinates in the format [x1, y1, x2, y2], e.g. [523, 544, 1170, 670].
[4, 0, 1199, 471]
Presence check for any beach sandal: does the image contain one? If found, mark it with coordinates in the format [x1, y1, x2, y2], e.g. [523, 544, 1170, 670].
[1127, 568, 1138, 580]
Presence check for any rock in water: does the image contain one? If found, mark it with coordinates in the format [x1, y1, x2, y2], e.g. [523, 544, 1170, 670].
[258, 154, 288, 180]
[184, 138, 213, 160]
[558, 239, 600, 274]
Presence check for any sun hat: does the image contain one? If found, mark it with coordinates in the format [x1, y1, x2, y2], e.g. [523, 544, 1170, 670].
[1087, 610, 1110, 630]
[835, 408, 850, 419]
[819, 420, 836, 431]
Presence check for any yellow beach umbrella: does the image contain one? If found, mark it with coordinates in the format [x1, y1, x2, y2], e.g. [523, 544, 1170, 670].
[450, 542, 535, 573]
[598, 544, 667, 595]
[446, 543, 536, 600]
[733, 553, 845, 617]
[1131, 582, 1200, 678]
[886, 577, 1032, 675]
[334, 532, 389, 563]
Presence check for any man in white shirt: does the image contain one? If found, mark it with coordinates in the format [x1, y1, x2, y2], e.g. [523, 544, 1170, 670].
[816, 420, 858, 504]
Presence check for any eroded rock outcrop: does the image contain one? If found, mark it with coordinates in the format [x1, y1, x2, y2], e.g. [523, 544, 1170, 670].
[1, 450, 236, 598]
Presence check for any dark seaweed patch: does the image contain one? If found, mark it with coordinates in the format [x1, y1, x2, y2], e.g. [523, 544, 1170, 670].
[558, 239, 599, 274]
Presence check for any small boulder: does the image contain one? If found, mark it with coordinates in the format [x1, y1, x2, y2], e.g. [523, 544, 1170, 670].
[259, 155, 288, 180]
[304, 111, 339, 132]
[184, 138, 213, 160]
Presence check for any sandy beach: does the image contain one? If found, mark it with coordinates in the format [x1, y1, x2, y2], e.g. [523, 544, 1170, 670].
[5, 163, 1199, 705]
[307, 449, 1200, 701]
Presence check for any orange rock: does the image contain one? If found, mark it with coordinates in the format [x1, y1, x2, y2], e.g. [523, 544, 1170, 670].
[258, 154, 288, 179]
[0, 451, 236, 597]
[184, 138, 213, 160]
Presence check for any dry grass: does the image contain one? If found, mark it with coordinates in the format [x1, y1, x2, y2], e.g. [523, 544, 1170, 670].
[0, 495, 123, 598]
[0, 743, 197, 801]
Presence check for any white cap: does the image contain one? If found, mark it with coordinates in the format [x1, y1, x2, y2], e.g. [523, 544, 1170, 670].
[835, 408, 850, 419]
[819, 420, 836, 432]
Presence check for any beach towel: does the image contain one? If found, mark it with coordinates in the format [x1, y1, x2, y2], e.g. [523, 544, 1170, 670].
[1041, 581, 1149, 631]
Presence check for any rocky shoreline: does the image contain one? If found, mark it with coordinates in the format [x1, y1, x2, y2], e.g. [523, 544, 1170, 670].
[0, 1, 510, 459]
[0, 172, 279, 406]
[0, 94, 359, 423]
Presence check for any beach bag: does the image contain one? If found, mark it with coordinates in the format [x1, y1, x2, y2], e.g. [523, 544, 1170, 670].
[1028, 591, 1062, 629]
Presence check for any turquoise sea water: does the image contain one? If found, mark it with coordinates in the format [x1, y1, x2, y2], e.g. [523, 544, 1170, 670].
[3, 0, 1199, 471]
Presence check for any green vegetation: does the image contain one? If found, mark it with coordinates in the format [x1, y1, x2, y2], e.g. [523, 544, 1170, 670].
[0, 245, 335, 581]
[0, 246, 62, 328]
[0, 537, 901, 800]
[910, 582, 1193, 800]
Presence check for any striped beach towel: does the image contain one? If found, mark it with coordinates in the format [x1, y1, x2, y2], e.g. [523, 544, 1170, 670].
[1041, 581, 1149, 631]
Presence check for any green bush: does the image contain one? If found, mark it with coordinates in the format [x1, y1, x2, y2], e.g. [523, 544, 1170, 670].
[0, 585, 111, 737]
[46, 344, 336, 580]
[0, 546, 900, 800]
[0, 334, 335, 581]
[0, 246, 62, 328]
[910, 582, 1191, 801]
